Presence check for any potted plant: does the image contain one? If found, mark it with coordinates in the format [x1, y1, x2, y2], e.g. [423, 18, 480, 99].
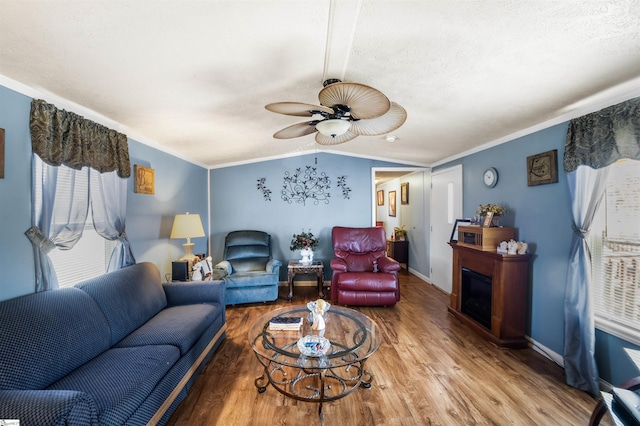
[394, 225, 407, 241]
[290, 229, 319, 264]
[476, 203, 507, 226]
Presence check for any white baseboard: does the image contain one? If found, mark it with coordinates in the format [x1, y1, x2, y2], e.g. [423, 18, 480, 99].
[408, 268, 430, 283]
[526, 336, 564, 367]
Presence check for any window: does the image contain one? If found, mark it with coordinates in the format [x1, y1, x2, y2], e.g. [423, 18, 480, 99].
[34, 157, 115, 288]
[48, 210, 116, 288]
[590, 159, 640, 345]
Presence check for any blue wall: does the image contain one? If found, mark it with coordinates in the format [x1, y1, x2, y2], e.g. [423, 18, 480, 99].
[126, 140, 209, 281]
[0, 85, 209, 298]
[209, 153, 408, 281]
[0, 86, 35, 300]
[435, 123, 639, 386]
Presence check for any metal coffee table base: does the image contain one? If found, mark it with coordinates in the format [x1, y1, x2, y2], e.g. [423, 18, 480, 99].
[253, 354, 375, 416]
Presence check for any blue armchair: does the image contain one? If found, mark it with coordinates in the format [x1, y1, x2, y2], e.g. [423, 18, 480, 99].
[215, 230, 282, 305]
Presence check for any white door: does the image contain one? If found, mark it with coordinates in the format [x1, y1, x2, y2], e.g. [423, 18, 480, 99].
[429, 165, 463, 293]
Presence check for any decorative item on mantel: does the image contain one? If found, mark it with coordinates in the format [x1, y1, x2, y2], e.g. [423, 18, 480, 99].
[476, 203, 507, 227]
[497, 239, 528, 255]
[290, 229, 319, 264]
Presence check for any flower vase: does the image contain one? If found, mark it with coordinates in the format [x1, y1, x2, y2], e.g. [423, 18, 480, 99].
[491, 216, 500, 227]
[300, 247, 313, 264]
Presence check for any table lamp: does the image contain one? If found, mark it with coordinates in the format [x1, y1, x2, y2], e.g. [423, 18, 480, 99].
[170, 213, 205, 265]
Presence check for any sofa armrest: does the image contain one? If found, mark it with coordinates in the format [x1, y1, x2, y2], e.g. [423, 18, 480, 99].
[266, 259, 282, 273]
[0, 390, 98, 426]
[330, 258, 348, 272]
[378, 256, 401, 273]
[214, 260, 232, 275]
[163, 280, 225, 306]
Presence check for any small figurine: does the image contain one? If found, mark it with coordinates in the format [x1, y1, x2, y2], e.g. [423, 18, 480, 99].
[517, 242, 528, 255]
[497, 241, 508, 253]
[507, 239, 518, 255]
[311, 299, 327, 332]
[191, 265, 202, 281]
[191, 256, 214, 281]
[312, 312, 325, 331]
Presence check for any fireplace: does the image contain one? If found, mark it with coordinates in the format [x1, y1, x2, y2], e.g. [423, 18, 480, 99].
[461, 267, 492, 329]
[448, 242, 530, 348]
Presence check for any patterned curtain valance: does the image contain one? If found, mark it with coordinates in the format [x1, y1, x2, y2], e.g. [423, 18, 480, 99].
[564, 97, 640, 173]
[30, 99, 131, 178]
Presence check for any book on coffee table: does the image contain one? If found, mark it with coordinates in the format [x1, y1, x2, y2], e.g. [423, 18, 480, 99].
[269, 316, 303, 331]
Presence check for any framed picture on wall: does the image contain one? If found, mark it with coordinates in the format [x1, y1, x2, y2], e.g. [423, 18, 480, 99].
[134, 165, 155, 195]
[527, 149, 558, 186]
[377, 190, 384, 206]
[400, 182, 409, 204]
[389, 191, 397, 217]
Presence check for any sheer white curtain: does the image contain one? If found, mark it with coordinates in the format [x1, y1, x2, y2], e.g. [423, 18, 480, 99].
[25, 156, 90, 291]
[562, 96, 639, 395]
[90, 169, 135, 272]
[26, 156, 135, 291]
[563, 165, 609, 396]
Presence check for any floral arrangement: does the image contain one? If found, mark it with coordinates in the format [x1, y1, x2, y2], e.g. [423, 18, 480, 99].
[290, 229, 319, 251]
[394, 225, 407, 240]
[476, 203, 507, 217]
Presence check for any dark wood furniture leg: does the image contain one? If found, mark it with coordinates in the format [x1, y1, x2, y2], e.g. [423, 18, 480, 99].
[287, 269, 295, 301]
[317, 269, 324, 298]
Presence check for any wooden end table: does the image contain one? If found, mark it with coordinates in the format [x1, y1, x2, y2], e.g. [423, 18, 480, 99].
[287, 260, 324, 301]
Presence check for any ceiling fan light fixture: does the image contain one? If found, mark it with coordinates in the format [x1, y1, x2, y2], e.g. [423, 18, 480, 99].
[316, 119, 351, 138]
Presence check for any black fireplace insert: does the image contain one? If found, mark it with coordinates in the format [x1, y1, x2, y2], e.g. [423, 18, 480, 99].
[461, 267, 492, 329]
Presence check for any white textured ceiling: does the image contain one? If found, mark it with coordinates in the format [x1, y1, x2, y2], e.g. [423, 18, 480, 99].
[1, 0, 639, 168]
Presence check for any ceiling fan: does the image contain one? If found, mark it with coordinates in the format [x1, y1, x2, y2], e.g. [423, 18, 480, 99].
[265, 79, 407, 145]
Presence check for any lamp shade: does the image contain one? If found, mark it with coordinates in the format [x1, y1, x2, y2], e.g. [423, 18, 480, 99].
[170, 213, 205, 240]
[316, 119, 351, 138]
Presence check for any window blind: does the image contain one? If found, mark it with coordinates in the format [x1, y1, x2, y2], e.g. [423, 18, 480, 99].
[591, 159, 640, 345]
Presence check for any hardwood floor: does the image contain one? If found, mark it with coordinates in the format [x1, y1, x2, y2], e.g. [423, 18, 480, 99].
[167, 272, 607, 426]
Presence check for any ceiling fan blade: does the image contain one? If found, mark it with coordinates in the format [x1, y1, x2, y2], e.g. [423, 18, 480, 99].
[349, 102, 407, 136]
[315, 130, 359, 146]
[273, 122, 317, 139]
[318, 82, 390, 120]
[265, 102, 333, 117]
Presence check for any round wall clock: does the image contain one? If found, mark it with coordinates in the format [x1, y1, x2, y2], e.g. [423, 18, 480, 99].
[483, 167, 498, 188]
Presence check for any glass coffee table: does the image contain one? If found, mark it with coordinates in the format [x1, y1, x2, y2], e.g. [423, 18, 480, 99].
[248, 304, 382, 415]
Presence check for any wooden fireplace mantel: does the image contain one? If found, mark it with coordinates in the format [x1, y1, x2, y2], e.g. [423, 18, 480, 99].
[448, 242, 531, 348]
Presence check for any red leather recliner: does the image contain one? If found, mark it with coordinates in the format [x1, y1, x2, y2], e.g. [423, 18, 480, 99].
[330, 226, 401, 306]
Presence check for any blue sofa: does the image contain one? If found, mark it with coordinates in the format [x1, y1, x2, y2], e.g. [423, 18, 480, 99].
[0, 262, 226, 425]
[215, 230, 282, 305]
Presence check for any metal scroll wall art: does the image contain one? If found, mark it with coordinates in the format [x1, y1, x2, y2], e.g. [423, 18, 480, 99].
[256, 165, 351, 205]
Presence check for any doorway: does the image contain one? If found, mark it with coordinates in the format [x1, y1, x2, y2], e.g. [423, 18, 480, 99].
[372, 167, 429, 280]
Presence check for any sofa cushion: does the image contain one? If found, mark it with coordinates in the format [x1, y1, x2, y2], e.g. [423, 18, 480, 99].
[46, 345, 179, 425]
[224, 271, 278, 288]
[76, 262, 168, 346]
[114, 303, 222, 355]
[0, 287, 111, 390]
[337, 272, 397, 292]
[0, 390, 99, 426]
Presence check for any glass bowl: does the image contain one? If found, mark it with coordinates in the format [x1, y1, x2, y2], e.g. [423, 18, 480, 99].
[297, 335, 330, 356]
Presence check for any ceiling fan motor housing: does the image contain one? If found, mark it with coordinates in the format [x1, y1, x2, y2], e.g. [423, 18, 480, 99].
[323, 78, 342, 87]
